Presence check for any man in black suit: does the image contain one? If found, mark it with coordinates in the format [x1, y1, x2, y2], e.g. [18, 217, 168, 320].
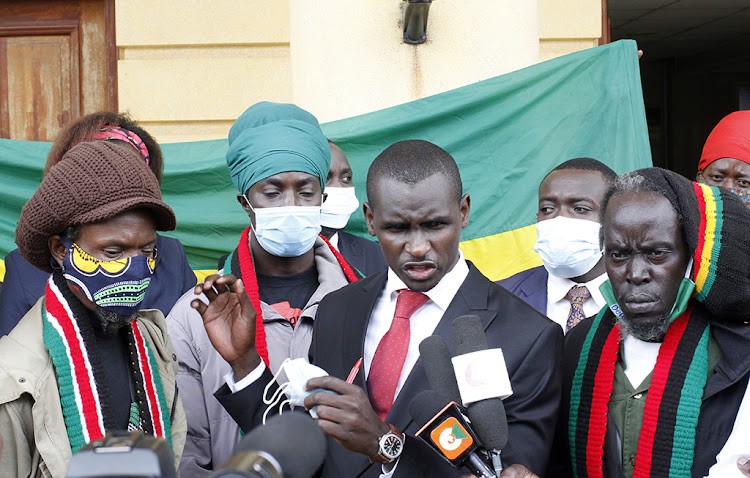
[500, 158, 615, 334]
[195, 140, 562, 477]
[321, 140, 387, 276]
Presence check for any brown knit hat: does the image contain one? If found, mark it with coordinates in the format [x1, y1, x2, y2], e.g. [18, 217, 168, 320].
[16, 141, 176, 271]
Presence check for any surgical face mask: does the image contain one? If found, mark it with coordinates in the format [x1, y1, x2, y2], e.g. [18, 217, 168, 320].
[262, 358, 334, 424]
[321, 187, 360, 229]
[246, 199, 322, 257]
[61, 241, 156, 316]
[534, 216, 602, 279]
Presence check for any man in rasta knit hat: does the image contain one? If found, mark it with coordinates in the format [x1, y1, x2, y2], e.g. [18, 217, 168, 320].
[550, 167, 750, 478]
[696, 111, 750, 208]
[167, 102, 359, 476]
[0, 141, 186, 477]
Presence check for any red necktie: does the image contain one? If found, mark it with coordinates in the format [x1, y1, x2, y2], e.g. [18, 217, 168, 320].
[368, 289, 430, 420]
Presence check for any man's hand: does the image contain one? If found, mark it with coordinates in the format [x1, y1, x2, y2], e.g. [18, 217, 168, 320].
[191, 274, 260, 380]
[738, 457, 750, 477]
[304, 376, 389, 457]
[460, 464, 539, 478]
[499, 464, 539, 477]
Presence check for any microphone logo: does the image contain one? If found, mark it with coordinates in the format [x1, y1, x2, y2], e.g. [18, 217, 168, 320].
[429, 417, 474, 460]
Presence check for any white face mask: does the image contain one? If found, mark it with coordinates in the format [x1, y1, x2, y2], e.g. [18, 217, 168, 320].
[321, 187, 360, 229]
[534, 216, 603, 279]
[246, 200, 322, 257]
[262, 358, 333, 424]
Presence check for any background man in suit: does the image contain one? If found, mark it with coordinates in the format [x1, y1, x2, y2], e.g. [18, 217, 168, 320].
[321, 140, 387, 276]
[500, 158, 616, 333]
[196, 139, 562, 477]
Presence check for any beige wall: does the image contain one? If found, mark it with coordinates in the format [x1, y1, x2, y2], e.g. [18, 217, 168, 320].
[116, 0, 602, 142]
[289, 0, 539, 123]
[539, 0, 602, 61]
[116, 0, 292, 143]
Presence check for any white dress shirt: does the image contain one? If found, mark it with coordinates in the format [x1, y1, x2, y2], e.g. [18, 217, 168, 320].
[546, 272, 608, 333]
[364, 253, 470, 400]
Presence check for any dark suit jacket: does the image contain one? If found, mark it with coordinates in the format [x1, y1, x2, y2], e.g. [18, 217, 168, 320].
[497, 265, 548, 315]
[549, 305, 750, 478]
[0, 235, 197, 336]
[218, 263, 563, 478]
[335, 231, 387, 277]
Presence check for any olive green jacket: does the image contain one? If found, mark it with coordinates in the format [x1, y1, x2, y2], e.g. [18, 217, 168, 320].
[0, 298, 186, 478]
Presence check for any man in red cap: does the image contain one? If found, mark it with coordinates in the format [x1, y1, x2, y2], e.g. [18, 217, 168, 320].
[696, 111, 750, 207]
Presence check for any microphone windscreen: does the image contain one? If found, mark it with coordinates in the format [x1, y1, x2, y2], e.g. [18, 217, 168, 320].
[453, 315, 488, 356]
[419, 335, 463, 404]
[466, 399, 509, 450]
[234, 412, 326, 478]
[408, 389, 448, 428]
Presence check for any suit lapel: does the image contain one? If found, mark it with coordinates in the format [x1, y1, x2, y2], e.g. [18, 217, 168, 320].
[342, 272, 387, 391]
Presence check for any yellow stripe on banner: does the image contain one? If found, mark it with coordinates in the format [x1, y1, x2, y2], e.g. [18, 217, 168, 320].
[694, 185, 717, 294]
[0, 227, 540, 285]
[460, 224, 542, 282]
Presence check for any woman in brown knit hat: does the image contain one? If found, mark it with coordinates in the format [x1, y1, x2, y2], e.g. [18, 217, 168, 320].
[0, 141, 186, 477]
[0, 112, 196, 336]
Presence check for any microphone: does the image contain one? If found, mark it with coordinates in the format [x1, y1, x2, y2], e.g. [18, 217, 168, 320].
[452, 315, 510, 475]
[419, 335, 463, 405]
[408, 390, 497, 478]
[211, 412, 327, 478]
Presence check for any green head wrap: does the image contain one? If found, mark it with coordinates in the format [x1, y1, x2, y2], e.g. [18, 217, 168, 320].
[228, 101, 321, 146]
[226, 119, 331, 194]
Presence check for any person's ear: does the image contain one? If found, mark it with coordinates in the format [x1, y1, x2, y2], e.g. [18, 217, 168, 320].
[363, 202, 376, 236]
[696, 171, 703, 182]
[459, 194, 471, 228]
[49, 235, 68, 268]
[237, 194, 251, 212]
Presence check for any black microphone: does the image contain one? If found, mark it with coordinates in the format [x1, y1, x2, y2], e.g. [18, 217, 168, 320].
[419, 334, 463, 405]
[211, 412, 327, 478]
[408, 390, 497, 478]
[453, 315, 510, 474]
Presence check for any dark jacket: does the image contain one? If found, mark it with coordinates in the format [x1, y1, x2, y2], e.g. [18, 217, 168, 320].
[549, 303, 750, 478]
[0, 234, 196, 336]
[217, 263, 563, 478]
[335, 231, 387, 277]
[497, 265, 548, 315]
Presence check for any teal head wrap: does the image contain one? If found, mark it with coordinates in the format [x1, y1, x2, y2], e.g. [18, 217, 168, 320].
[226, 119, 331, 194]
[228, 101, 322, 146]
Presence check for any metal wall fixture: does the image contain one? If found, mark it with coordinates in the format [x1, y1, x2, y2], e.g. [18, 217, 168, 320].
[403, 0, 432, 44]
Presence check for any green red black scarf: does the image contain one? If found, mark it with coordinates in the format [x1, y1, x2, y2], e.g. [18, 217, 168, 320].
[569, 304, 710, 478]
[230, 227, 360, 367]
[42, 273, 172, 452]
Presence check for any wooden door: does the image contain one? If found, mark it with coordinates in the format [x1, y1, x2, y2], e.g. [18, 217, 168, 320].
[0, 0, 116, 141]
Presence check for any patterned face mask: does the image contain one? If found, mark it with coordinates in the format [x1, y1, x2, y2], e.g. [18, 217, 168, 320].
[696, 176, 750, 208]
[61, 241, 156, 316]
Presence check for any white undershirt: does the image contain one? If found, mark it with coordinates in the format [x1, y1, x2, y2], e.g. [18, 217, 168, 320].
[545, 272, 608, 333]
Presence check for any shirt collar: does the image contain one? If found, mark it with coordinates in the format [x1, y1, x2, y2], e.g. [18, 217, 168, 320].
[547, 271, 608, 308]
[384, 251, 470, 311]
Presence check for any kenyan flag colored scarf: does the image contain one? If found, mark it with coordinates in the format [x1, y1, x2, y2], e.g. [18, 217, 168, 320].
[42, 273, 172, 452]
[568, 305, 710, 478]
[227, 227, 361, 367]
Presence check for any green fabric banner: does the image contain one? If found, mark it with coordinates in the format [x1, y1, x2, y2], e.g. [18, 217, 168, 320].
[0, 40, 651, 280]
